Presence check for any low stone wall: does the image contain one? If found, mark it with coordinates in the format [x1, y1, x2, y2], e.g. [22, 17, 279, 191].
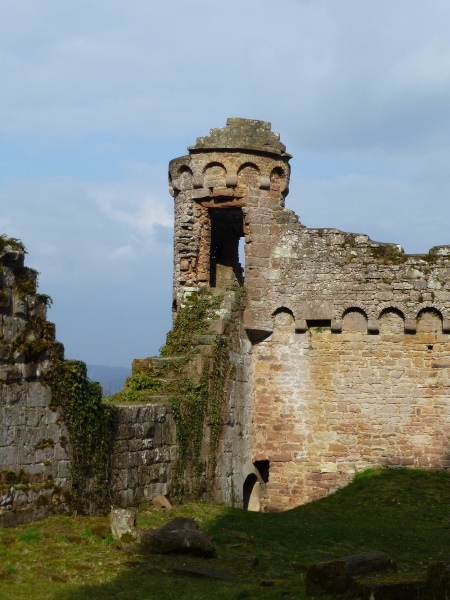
[111, 403, 177, 507]
[0, 382, 71, 526]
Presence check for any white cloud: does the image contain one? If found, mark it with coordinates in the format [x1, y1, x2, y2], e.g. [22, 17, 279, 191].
[110, 245, 135, 260]
[92, 186, 172, 239]
[2, 0, 450, 365]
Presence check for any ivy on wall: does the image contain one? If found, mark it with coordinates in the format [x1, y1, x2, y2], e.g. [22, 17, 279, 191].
[161, 291, 230, 500]
[1, 235, 116, 512]
[44, 344, 117, 512]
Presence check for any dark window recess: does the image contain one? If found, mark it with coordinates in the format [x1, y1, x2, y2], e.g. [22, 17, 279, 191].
[306, 320, 331, 328]
[254, 459, 269, 483]
[209, 208, 244, 288]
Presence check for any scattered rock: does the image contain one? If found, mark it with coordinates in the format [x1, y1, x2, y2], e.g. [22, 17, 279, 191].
[152, 495, 172, 511]
[137, 517, 215, 557]
[306, 552, 396, 596]
[110, 508, 136, 542]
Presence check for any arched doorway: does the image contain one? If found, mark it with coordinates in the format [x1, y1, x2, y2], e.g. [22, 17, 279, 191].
[243, 473, 260, 511]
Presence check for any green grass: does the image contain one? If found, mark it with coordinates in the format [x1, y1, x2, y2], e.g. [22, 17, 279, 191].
[1, 468, 450, 599]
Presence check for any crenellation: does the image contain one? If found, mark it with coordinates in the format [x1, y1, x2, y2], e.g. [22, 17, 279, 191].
[3, 117, 450, 523]
[166, 118, 450, 511]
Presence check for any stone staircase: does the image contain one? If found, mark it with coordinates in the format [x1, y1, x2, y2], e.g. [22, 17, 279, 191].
[113, 289, 242, 406]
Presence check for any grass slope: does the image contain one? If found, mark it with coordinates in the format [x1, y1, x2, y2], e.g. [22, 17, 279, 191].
[1, 468, 450, 599]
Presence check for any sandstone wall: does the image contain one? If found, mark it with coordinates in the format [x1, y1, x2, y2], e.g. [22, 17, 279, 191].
[253, 309, 450, 510]
[169, 118, 450, 512]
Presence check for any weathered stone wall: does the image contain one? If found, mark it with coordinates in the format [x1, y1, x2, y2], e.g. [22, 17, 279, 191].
[4, 117, 450, 522]
[204, 290, 254, 507]
[253, 309, 450, 510]
[111, 403, 176, 507]
[0, 241, 71, 525]
[169, 118, 450, 512]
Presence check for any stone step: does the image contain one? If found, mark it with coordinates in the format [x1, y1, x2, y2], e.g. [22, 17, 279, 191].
[132, 356, 186, 375]
[192, 334, 218, 346]
[118, 390, 172, 403]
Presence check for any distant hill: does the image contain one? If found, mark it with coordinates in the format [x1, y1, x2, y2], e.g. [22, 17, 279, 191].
[87, 364, 131, 396]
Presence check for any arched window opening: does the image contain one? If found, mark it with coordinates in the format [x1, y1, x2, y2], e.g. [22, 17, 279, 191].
[209, 208, 245, 288]
[254, 459, 269, 483]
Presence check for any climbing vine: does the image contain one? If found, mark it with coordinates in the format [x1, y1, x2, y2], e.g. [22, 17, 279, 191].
[159, 290, 231, 501]
[160, 290, 222, 356]
[43, 344, 116, 512]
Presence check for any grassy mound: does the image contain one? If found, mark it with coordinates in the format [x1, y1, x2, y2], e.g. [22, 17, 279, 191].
[1, 468, 450, 599]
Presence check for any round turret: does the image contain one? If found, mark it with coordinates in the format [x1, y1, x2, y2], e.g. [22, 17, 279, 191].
[169, 118, 292, 308]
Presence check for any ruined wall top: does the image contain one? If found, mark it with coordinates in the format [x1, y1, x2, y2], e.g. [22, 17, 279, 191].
[188, 118, 291, 158]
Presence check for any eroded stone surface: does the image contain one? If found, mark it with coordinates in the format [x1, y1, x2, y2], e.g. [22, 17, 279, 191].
[168, 118, 450, 512]
[136, 517, 215, 557]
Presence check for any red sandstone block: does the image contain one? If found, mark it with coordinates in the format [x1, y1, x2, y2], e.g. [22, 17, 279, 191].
[270, 453, 292, 462]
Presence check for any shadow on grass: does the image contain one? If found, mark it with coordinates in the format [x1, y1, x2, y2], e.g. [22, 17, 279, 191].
[54, 468, 450, 600]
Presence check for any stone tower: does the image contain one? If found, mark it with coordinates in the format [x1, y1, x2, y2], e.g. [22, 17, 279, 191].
[169, 117, 292, 311]
[167, 118, 450, 512]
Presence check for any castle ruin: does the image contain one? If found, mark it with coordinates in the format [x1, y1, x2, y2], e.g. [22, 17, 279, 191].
[168, 117, 450, 511]
[2, 117, 450, 523]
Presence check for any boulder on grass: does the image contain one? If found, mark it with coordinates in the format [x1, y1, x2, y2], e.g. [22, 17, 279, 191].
[136, 517, 215, 558]
[152, 495, 173, 511]
[306, 552, 396, 596]
[110, 508, 136, 542]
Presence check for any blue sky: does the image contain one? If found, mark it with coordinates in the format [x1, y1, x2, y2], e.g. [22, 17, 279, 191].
[1, 0, 450, 367]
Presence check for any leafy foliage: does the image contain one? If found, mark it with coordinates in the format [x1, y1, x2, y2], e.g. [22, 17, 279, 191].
[163, 291, 229, 500]
[43, 348, 117, 512]
[0, 234, 26, 254]
[160, 290, 221, 356]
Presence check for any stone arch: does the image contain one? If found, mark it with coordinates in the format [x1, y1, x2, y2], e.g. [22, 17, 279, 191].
[175, 165, 193, 192]
[379, 307, 405, 335]
[272, 306, 295, 318]
[270, 166, 287, 195]
[237, 162, 260, 189]
[272, 306, 295, 322]
[377, 303, 405, 320]
[340, 302, 370, 320]
[414, 302, 447, 320]
[169, 165, 192, 192]
[416, 306, 443, 333]
[204, 162, 226, 189]
[342, 307, 368, 333]
[272, 307, 295, 333]
[243, 473, 260, 511]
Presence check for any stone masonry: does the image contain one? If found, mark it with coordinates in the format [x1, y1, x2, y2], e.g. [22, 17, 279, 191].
[3, 117, 450, 521]
[0, 241, 71, 525]
[169, 117, 450, 511]
[111, 403, 176, 507]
